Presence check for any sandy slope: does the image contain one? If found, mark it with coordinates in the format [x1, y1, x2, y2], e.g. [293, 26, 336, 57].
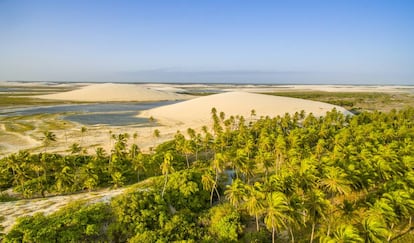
[139, 91, 352, 127]
[34, 83, 192, 102]
[0, 188, 126, 233]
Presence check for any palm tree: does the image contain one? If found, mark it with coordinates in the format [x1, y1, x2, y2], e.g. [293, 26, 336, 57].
[161, 151, 174, 198]
[41, 131, 56, 189]
[131, 132, 139, 158]
[153, 129, 161, 149]
[360, 216, 389, 243]
[244, 182, 265, 231]
[321, 224, 363, 243]
[70, 143, 81, 154]
[202, 168, 217, 206]
[132, 153, 146, 182]
[211, 152, 225, 202]
[250, 109, 256, 119]
[110, 171, 125, 188]
[55, 165, 74, 193]
[42, 131, 56, 153]
[225, 178, 246, 209]
[80, 126, 87, 147]
[182, 140, 194, 168]
[318, 166, 351, 197]
[264, 192, 291, 243]
[306, 189, 331, 243]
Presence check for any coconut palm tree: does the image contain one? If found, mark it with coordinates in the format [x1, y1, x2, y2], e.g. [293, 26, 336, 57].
[360, 216, 389, 243]
[80, 126, 87, 147]
[153, 129, 161, 149]
[42, 131, 56, 153]
[321, 224, 363, 243]
[211, 152, 225, 202]
[132, 153, 146, 182]
[318, 166, 351, 197]
[161, 151, 174, 198]
[70, 143, 81, 154]
[306, 189, 331, 243]
[244, 182, 265, 232]
[225, 178, 246, 209]
[202, 168, 217, 206]
[264, 192, 291, 243]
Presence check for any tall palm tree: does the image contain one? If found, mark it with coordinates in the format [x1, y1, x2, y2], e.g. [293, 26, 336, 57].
[80, 126, 87, 147]
[306, 189, 331, 243]
[132, 153, 146, 182]
[42, 131, 56, 153]
[202, 168, 217, 206]
[264, 192, 291, 243]
[225, 178, 246, 209]
[41, 131, 56, 188]
[161, 151, 174, 198]
[211, 152, 225, 203]
[244, 182, 265, 232]
[153, 129, 161, 149]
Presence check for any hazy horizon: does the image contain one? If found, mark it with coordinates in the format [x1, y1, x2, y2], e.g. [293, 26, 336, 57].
[1, 1, 413, 85]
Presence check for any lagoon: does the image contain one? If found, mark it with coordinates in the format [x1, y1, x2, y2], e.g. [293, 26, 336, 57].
[1, 101, 177, 126]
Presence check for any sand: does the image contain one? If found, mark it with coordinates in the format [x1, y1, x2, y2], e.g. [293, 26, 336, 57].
[0, 187, 126, 233]
[139, 91, 352, 128]
[34, 83, 192, 102]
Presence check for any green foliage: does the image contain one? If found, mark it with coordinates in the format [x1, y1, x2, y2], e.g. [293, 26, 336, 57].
[206, 203, 243, 242]
[4, 202, 112, 242]
[2, 107, 414, 242]
[109, 170, 209, 241]
[0, 193, 17, 202]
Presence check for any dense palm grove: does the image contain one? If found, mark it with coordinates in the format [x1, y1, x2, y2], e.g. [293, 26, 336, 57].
[1, 107, 414, 242]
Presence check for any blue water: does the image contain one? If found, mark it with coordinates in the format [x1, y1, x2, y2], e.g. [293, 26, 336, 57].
[64, 112, 152, 126]
[1, 101, 177, 126]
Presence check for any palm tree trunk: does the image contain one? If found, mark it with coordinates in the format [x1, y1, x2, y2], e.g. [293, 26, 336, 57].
[210, 186, 214, 206]
[289, 227, 295, 243]
[327, 222, 331, 236]
[214, 185, 221, 202]
[272, 226, 275, 243]
[161, 173, 168, 198]
[387, 223, 395, 241]
[310, 222, 315, 243]
[256, 213, 260, 231]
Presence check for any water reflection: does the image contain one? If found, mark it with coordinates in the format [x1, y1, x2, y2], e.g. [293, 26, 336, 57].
[1, 101, 177, 126]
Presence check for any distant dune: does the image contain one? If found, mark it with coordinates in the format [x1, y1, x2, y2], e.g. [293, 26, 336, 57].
[34, 83, 192, 102]
[139, 91, 352, 127]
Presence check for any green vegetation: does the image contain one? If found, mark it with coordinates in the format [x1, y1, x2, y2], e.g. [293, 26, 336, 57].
[0, 85, 77, 107]
[265, 91, 414, 113]
[1, 107, 414, 242]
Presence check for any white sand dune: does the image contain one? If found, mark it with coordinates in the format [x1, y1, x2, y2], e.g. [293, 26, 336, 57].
[139, 91, 352, 127]
[34, 83, 192, 102]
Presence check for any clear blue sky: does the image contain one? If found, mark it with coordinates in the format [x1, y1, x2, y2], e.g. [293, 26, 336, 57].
[1, 0, 413, 84]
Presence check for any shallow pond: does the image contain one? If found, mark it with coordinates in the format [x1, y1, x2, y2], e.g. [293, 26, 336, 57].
[1, 101, 177, 126]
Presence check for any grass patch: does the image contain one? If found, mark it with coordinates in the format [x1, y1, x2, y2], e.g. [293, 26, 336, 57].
[0, 193, 19, 202]
[264, 91, 414, 112]
[0, 96, 66, 107]
[3, 122, 35, 133]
